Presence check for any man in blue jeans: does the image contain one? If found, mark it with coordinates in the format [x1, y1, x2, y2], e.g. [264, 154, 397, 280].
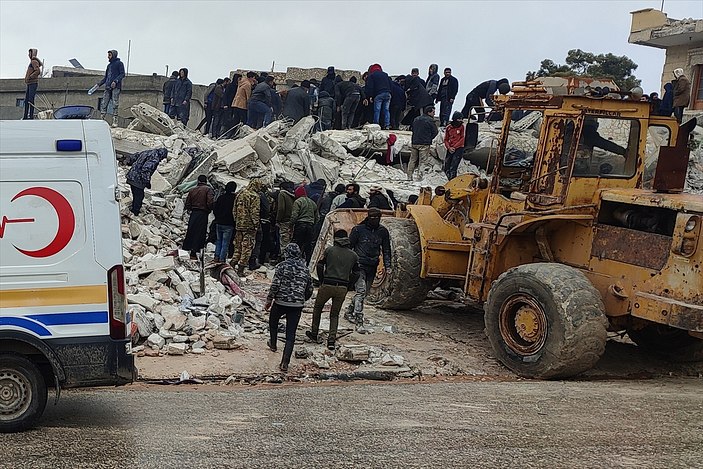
[213, 181, 237, 263]
[365, 63, 392, 129]
[247, 76, 274, 129]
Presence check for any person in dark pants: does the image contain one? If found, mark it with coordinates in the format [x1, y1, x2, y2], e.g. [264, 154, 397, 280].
[162, 71, 178, 114]
[265, 243, 312, 372]
[182, 175, 215, 259]
[335, 76, 364, 129]
[290, 186, 319, 263]
[346, 208, 391, 329]
[171, 68, 193, 126]
[213, 181, 237, 263]
[195, 81, 217, 134]
[23, 48, 42, 120]
[443, 112, 465, 179]
[436, 68, 459, 126]
[125, 148, 168, 216]
[389, 77, 406, 130]
[307, 230, 360, 349]
[461, 78, 509, 122]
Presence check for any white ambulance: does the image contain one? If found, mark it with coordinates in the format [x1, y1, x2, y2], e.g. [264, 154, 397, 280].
[0, 119, 135, 432]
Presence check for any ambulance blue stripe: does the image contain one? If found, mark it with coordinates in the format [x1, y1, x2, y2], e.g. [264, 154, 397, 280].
[27, 311, 109, 326]
[0, 317, 52, 336]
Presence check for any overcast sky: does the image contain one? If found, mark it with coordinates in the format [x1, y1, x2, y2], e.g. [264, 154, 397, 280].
[1, 0, 701, 99]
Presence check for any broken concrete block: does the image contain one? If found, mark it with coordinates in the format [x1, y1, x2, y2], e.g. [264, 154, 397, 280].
[191, 348, 206, 354]
[280, 116, 315, 153]
[158, 328, 177, 339]
[213, 335, 239, 350]
[254, 132, 278, 163]
[172, 335, 189, 343]
[149, 172, 173, 193]
[128, 221, 143, 239]
[145, 271, 169, 285]
[166, 342, 187, 355]
[192, 340, 206, 349]
[128, 293, 158, 312]
[134, 256, 175, 276]
[186, 314, 207, 331]
[380, 353, 404, 367]
[215, 144, 258, 174]
[147, 333, 165, 349]
[336, 344, 371, 362]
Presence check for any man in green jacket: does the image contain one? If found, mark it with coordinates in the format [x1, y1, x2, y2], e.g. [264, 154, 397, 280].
[289, 185, 319, 262]
[307, 229, 359, 349]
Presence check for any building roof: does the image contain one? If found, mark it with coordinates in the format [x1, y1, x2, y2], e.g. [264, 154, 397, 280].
[629, 9, 703, 49]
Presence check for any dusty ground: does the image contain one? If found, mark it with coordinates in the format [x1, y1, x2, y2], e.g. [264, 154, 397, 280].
[136, 293, 703, 382]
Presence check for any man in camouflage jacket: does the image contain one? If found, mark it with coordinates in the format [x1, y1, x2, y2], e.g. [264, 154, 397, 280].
[231, 178, 262, 275]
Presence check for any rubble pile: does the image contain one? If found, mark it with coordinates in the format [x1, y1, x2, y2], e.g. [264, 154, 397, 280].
[686, 121, 703, 194]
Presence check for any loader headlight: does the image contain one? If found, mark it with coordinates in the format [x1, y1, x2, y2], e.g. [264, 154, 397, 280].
[679, 215, 700, 257]
[685, 217, 697, 232]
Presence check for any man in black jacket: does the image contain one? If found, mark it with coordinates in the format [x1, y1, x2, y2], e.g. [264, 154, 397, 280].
[408, 106, 439, 180]
[307, 229, 359, 349]
[461, 78, 510, 122]
[436, 68, 459, 126]
[320, 66, 337, 97]
[171, 68, 193, 125]
[335, 76, 365, 129]
[162, 71, 178, 114]
[346, 208, 391, 328]
[283, 81, 311, 123]
[213, 181, 237, 263]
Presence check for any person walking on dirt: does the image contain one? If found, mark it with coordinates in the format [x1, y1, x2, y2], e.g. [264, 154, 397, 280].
[182, 175, 215, 260]
[95, 49, 125, 127]
[23, 48, 42, 120]
[265, 243, 312, 372]
[346, 208, 391, 329]
[307, 229, 359, 350]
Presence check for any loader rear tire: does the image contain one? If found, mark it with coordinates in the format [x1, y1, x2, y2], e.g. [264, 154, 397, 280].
[627, 325, 703, 362]
[366, 218, 431, 310]
[485, 263, 608, 379]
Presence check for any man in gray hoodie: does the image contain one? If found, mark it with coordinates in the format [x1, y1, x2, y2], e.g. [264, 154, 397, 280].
[96, 49, 125, 127]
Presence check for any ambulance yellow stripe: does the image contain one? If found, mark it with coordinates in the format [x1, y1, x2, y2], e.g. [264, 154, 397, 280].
[0, 285, 108, 308]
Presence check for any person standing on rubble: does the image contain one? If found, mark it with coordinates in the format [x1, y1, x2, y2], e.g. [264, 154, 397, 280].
[365, 64, 392, 130]
[213, 181, 237, 264]
[232, 72, 256, 127]
[265, 243, 312, 372]
[195, 80, 217, 135]
[23, 48, 42, 120]
[125, 148, 168, 217]
[95, 49, 125, 127]
[183, 175, 215, 260]
[346, 208, 391, 329]
[436, 68, 459, 127]
[461, 78, 510, 122]
[408, 106, 439, 180]
[335, 76, 365, 129]
[426, 64, 440, 102]
[283, 81, 311, 123]
[316, 91, 335, 131]
[171, 68, 193, 126]
[162, 71, 179, 115]
[247, 75, 274, 129]
[307, 229, 359, 350]
[672, 68, 691, 123]
[320, 66, 338, 97]
[221, 74, 239, 135]
[276, 181, 296, 249]
[402, 72, 433, 126]
[443, 111, 466, 180]
[289, 186, 319, 263]
[249, 182, 272, 271]
[390, 77, 406, 130]
[231, 178, 262, 276]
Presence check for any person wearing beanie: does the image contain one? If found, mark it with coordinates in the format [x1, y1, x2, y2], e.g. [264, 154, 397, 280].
[183, 175, 215, 260]
[461, 78, 510, 122]
[289, 185, 319, 263]
[672, 68, 691, 123]
[23, 48, 42, 120]
[320, 66, 337, 97]
[346, 208, 391, 329]
[443, 111, 466, 179]
[213, 181, 238, 263]
[95, 49, 125, 127]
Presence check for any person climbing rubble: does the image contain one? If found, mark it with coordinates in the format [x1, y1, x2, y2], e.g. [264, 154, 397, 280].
[182, 175, 215, 260]
[408, 105, 438, 180]
[125, 148, 168, 217]
[265, 243, 312, 372]
[276, 181, 296, 250]
[307, 229, 359, 350]
[461, 78, 510, 122]
[346, 208, 391, 329]
[213, 181, 237, 264]
[231, 178, 262, 276]
[290, 185, 319, 263]
[95, 49, 125, 127]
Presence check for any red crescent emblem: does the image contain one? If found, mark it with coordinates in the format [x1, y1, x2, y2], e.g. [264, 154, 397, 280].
[11, 187, 75, 258]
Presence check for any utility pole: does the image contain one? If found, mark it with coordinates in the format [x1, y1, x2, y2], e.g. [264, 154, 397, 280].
[126, 39, 132, 75]
[165, 65, 169, 77]
[660, 0, 665, 11]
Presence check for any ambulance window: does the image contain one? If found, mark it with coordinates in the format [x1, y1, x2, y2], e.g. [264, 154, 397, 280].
[573, 117, 640, 178]
[643, 125, 672, 189]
